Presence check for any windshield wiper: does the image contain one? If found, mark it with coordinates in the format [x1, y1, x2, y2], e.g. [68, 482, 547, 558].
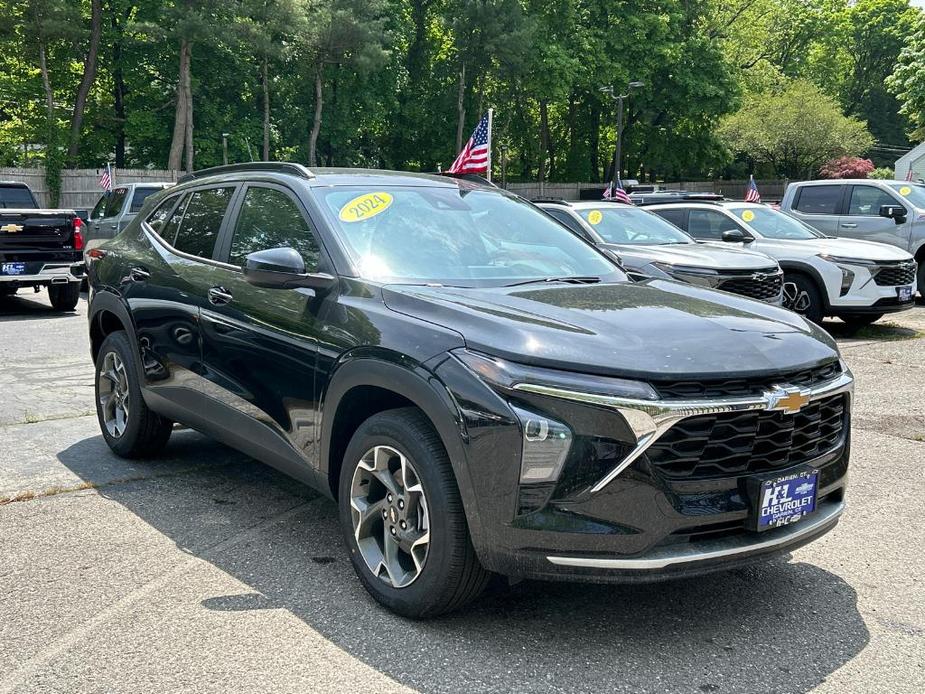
[504, 276, 602, 288]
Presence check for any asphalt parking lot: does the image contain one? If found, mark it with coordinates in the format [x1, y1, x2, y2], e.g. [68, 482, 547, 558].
[1, 290, 923, 694]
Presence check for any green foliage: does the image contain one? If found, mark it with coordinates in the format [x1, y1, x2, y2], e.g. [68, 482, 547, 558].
[889, 11, 925, 141]
[869, 166, 894, 179]
[718, 80, 875, 178]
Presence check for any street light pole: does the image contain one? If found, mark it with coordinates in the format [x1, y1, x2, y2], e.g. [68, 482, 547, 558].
[600, 81, 643, 192]
[500, 144, 508, 189]
[222, 132, 229, 166]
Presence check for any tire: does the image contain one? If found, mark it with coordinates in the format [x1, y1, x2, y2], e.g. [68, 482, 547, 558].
[917, 262, 925, 299]
[48, 282, 81, 311]
[840, 314, 884, 333]
[783, 273, 825, 324]
[338, 407, 490, 618]
[94, 331, 173, 458]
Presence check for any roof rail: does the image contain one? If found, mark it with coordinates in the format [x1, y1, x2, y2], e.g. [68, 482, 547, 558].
[531, 197, 570, 204]
[636, 199, 724, 207]
[177, 162, 314, 184]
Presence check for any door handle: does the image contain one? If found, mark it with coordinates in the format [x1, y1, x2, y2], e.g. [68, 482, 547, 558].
[129, 266, 150, 281]
[840, 223, 857, 228]
[208, 286, 233, 305]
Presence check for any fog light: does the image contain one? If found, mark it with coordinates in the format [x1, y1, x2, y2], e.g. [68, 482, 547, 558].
[512, 406, 572, 483]
[839, 267, 854, 296]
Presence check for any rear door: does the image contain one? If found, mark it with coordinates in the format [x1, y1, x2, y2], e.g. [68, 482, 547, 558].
[125, 185, 237, 406]
[787, 184, 844, 236]
[838, 184, 910, 249]
[199, 183, 327, 474]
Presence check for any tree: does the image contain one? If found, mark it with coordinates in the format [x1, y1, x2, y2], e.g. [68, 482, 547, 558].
[718, 80, 874, 178]
[819, 156, 875, 178]
[67, 0, 103, 163]
[888, 11, 925, 141]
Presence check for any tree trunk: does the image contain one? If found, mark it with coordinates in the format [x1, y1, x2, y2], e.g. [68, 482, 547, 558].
[183, 50, 194, 173]
[112, 9, 127, 168]
[38, 42, 54, 118]
[589, 99, 601, 182]
[168, 39, 191, 171]
[308, 69, 323, 167]
[67, 0, 102, 164]
[538, 99, 549, 183]
[262, 56, 270, 160]
[455, 63, 466, 152]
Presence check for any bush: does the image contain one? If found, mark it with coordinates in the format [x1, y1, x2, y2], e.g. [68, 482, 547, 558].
[819, 156, 875, 179]
[869, 167, 895, 179]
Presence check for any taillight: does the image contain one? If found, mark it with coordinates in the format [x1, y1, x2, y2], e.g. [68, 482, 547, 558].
[72, 216, 84, 251]
[87, 247, 107, 260]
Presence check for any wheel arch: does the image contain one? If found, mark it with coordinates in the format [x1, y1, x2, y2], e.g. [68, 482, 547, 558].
[779, 261, 831, 311]
[89, 291, 141, 367]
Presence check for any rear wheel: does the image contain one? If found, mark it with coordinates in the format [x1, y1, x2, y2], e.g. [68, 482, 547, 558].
[95, 331, 173, 457]
[48, 282, 80, 311]
[338, 408, 490, 618]
[783, 273, 825, 324]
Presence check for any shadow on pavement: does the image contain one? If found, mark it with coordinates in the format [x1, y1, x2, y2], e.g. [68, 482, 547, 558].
[56, 433, 869, 694]
[0, 291, 85, 321]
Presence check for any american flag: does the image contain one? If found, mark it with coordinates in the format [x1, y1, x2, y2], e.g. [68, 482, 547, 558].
[448, 112, 491, 175]
[745, 175, 761, 203]
[603, 179, 632, 204]
[98, 163, 113, 192]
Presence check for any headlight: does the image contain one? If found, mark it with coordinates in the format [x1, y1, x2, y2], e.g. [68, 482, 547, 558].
[817, 254, 877, 267]
[510, 405, 572, 483]
[453, 349, 659, 401]
[817, 255, 861, 296]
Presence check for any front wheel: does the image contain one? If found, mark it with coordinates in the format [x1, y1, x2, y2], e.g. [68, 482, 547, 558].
[917, 262, 924, 299]
[48, 282, 80, 311]
[783, 274, 825, 324]
[95, 331, 173, 458]
[338, 408, 490, 618]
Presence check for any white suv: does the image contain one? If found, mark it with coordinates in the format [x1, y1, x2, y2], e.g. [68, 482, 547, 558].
[647, 201, 917, 328]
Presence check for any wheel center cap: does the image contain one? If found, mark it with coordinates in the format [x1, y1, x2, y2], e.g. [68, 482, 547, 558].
[389, 506, 398, 523]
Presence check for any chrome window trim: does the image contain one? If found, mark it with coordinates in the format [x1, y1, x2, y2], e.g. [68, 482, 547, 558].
[513, 370, 853, 494]
[546, 500, 844, 570]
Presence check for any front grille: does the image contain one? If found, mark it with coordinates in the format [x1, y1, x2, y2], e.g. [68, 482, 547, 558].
[646, 394, 847, 479]
[653, 361, 841, 399]
[717, 273, 782, 301]
[873, 263, 916, 287]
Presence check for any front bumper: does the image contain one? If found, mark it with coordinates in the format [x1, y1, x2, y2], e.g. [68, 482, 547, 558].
[824, 259, 917, 315]
[437, 356, 852, 582]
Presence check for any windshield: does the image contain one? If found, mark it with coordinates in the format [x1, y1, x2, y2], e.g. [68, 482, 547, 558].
[576, 206, 693, 245]
[317, 186, 622, 286]
[732, 206, 822, 240]
[889, 183, 925, 209]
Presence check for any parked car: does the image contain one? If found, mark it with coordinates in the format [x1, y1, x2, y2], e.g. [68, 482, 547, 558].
[87, 182, 173, 246]
[780, 179, 925, 297]
[534, 199, 784, 304]
[0, 181, 85, 310]
[647, 201, 916, 327]
[86, 163, 853, 617]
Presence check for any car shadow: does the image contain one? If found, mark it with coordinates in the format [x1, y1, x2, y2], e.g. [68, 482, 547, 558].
[56, 433, 869, 694]
[0, 290, 85, 321]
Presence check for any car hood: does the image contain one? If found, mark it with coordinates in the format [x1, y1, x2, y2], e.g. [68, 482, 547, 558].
[381, 280, 838, 380]
[755, 236, 914, 261]
[600, 242, 777, 272]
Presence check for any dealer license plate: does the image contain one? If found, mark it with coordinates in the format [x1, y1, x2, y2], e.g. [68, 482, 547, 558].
[898, 285, 913, 302]
[1, 262, 26, 276]
[753, 469, 818, 532]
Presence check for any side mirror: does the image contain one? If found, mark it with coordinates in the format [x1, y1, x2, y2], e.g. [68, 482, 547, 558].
[721, 229, 752, 243]
[243, 247, 336, 292]
[879, 205, 907, 224]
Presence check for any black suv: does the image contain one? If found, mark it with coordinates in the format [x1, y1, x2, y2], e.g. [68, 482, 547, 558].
[86, 163, 853, 617]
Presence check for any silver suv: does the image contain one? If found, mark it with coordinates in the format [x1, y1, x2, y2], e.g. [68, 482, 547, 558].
[536, 199, 784, 304]
[780, 179, 925, 296]
[87, 182, 173, 246]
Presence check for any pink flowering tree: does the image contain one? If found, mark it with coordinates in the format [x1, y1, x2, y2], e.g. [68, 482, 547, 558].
[819, 156, 875, 179]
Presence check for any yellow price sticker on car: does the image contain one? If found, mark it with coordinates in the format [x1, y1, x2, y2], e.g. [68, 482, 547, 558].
[587, 210, 603, 225]
[899, 186, 912, 196]
[339, 192, 393, 223]
[741, 210, 755, 222]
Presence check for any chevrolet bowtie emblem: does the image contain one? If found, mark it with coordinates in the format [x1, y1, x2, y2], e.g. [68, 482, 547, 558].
[765, 385, 810, 414]
[0, 223, 23, 233]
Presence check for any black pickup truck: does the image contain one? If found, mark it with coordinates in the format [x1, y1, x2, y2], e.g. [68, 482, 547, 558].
[0, 182, 85, 311]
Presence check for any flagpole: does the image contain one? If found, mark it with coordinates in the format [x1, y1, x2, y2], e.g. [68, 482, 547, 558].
[486, 108, 493, 183]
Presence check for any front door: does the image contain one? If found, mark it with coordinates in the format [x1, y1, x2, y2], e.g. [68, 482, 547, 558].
[199, 183, 327, 476]
[838, 184, 911, 249]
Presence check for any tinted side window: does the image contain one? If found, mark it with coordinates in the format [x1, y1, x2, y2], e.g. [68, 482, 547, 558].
[652, 208, 687, 230]
[794, 185, 842, 215]
[228, 187, 320, 269]
[90, 196, 107, 220]
[847, 186, 900, 216]
[172, 187, 234, 258]
[104, 188, 128, 218]
[687, 209, 741, 240]
[130, 187, 163, 213]
[146, 194, 181, 233]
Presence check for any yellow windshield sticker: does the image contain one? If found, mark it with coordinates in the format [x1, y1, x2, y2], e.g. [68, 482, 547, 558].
[899, 186, 912, 196]
[339, 192, 393, 223]
[587, 210, 603, 225]
[741, 209, 755, 222]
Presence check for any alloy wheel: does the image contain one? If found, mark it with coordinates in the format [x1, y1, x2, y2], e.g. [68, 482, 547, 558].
[350, 445, 431, 589]
[783, 281, 812, 313]
[98, 351, 130, 438]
